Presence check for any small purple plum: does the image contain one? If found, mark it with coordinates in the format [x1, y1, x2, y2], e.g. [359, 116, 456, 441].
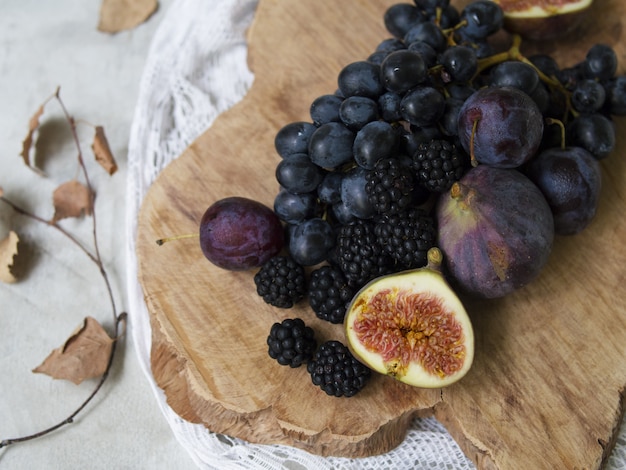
[525, 146, 602, 235]
[457, 86, 544, 168]
[199, 197, 284, 270]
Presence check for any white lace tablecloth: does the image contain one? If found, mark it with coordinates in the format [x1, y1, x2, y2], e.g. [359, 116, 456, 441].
[125, 0, 626, 468]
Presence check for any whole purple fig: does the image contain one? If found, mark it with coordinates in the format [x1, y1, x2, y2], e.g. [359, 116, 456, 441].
[525, 146, 602, 236]
[436, 165, 554, 298]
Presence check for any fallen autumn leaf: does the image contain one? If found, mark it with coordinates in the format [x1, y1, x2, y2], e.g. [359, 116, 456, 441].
[0, 231, 19, 284]
[20, 105, 45, 169]
[98, 0, 158, 33]
[52, 180, 94, 222]
[33, 316, 114, 385]
[92, 126, 118, 175]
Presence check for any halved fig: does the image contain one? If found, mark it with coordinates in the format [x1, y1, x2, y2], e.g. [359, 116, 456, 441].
[490, 0, 593, 40]
[344, 248, 474, 389]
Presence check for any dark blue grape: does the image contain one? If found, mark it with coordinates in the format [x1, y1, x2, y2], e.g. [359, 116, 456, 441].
[384, 3, 425, 39]
[473, 40, 495, 59]
[407, 41, 437, 67]
[337, 61, 384, 98]
[459, 0, 503, 39]
[341, 167, 376, 219]
[339, 96, 379, 131]
[400, 86, 446, 127]
[404, 22, 446, 52]
[557, 63, 586, 91]
[447, 83, 476, 101]
[605, 75, 626, 115]
[529, 82, 550, 115]
[380, 49, 427, 93]
[331, 200, 358, 225]
[430, 4, 460, 29]
[367, 51, 388, 66]
[490, 61, 539, 95]
[403, 126, 443, 156]
[584, 44, 617, 81]
[526, 146, 602, 235]
[375, 38, 406, 54]
[571, 79, 606, 114]
[275, 154, 325, 194]
[440, 45, 477, 83]
[529, 54, 560, 79]
[441, 97, 464, 136]
[288, 218, 335, 266]
[274, 122, 317, 159]
[567, 113, 615, 160]
[308, 122, 355, 169]
[353, 121, 399, 170]
[317, 171, 343, 205]
[414, 0, 450, 13]
[274, 190, 319, 224]
[378, 91, 403, 122]
[310, 94, 343, 126]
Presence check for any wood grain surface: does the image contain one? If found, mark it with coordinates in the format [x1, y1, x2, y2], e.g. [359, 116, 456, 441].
[136, 0, 626, 468]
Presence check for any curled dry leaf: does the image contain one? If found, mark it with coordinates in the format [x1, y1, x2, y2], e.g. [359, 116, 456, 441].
[0, 231, 19, 284]
[52, 180, 94, 222]
[33, 317, 114, 385]
[98, 0, 158, 33]
[92, 126, 117, 175]
[20, 104, 45, 169]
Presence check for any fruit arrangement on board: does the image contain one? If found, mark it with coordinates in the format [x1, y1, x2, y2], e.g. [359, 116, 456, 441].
[158, 0, 623, 398]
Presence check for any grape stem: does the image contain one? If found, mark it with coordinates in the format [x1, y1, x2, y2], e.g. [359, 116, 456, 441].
[471, 34, 575, 119]
[545, 117, 567, 150]
[475, 35, 561, 88]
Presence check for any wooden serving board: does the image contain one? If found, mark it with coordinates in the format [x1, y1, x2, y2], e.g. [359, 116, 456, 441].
[136, 0, 626, 468]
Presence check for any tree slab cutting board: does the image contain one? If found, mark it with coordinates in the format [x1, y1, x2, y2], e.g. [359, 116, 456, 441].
[136, 0, 626, 468]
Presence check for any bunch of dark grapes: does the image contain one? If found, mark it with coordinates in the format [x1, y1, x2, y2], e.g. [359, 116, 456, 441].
[258, 0, 626, 397]
[272, 0, 625, 266]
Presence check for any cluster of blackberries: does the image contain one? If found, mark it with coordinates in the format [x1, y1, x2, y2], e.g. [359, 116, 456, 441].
[266, 318, 371, 397]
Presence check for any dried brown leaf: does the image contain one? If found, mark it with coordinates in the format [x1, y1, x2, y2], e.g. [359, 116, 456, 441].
[52, 180, 94, 222]
[92, 126, 117, 175]
[20, 105, 45, 167]
[0, 231, 19, 284]
[33, 317, 114, 385]
[98, 0, 158, 33]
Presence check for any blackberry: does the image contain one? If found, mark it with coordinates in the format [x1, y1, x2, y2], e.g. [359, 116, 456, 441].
[375, 208, 437, 270]
[267, 318, 317, 368]
[254, 256, 306, 308]
[365, 158, 416, 215]
[307, 340, 371, 397]
[308, 265, 357, 324]
[335, 219, 395, 287]
[412, 139, 468, 192]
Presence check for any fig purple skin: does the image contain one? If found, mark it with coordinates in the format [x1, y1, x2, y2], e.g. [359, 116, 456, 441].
[457, 86, 544, 168]
[525, 146, 602, 236]
[199, 197, 284, 270]
[436, 165, 554, 299]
